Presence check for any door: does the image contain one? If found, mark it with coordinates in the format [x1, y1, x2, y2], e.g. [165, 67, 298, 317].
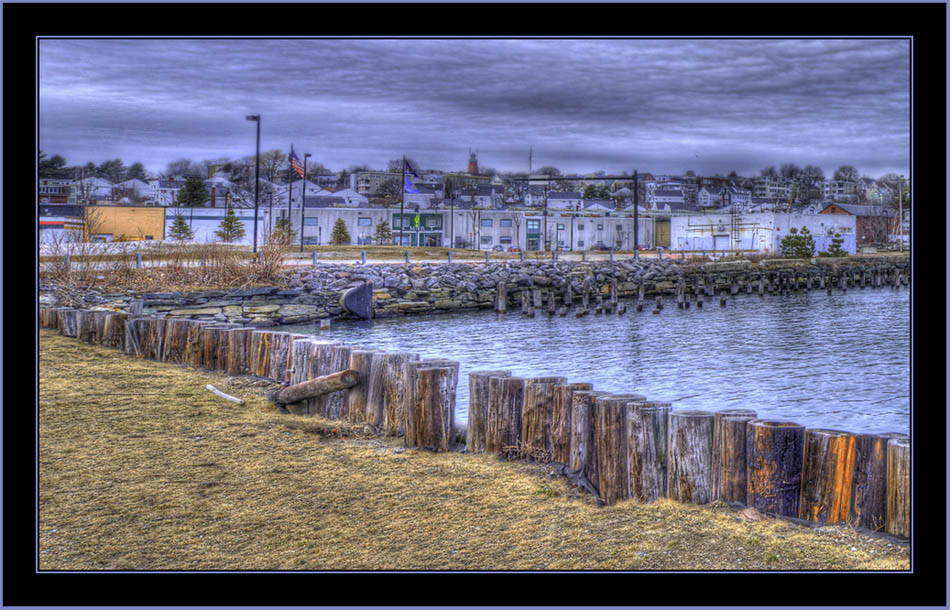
[713, 234, 730, 253]
[655, 218, 671, 247]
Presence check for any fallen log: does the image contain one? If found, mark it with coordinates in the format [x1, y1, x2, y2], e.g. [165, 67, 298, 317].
[267, 369, 361, 407]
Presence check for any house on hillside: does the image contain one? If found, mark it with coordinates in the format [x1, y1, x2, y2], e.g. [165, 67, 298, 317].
[545, 191, 583, 210]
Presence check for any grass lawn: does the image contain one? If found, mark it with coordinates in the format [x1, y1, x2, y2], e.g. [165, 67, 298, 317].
[38, 330, 909, 571]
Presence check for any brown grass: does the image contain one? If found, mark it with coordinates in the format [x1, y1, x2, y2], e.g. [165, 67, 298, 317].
[38, 330, 909, 571]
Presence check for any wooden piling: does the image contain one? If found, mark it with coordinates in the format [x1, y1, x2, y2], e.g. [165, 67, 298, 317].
[56, 308, 78, 338]
[101, 313, 128, 351]
[532, 289, 543, 309]
[403, 358, 459, 448]
[849, 432, 908, 531]
[412, 366, 455, 451]
[140, 317, 167, 361]
[667, 410, 716, 505]
[382, 351, 421, 436]
[123, 315, 144, 357]
[632, 401, 671, 503]
[550, 382, 593, 464]
[594, 394, 646, 505]
[346, 349, 385, 425]
[720, 290, 727, 306]
[799, 429, 857, 525]
[885, 436, 910, 538]
[746, 420, 805, 518]
[466, 370, 512, 453]
[713, 411, 758, 505]
[486, 375, 527, 458]
[224, 327, 254, 375]
[521, 376, 568, 461]
[569, 391, 608, 496]
[185, 320, 212, 369]
[162, 318, 192, 364]
[495, 282, 507, 313]
[75, 309, 96, 343]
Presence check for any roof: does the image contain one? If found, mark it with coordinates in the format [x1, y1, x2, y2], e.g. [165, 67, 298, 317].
[663, 202, 702, 212]
[303, 196, 346, 208]
[159, 180, 186, 189]
[583, 199, 614, 209]
[822, 203, 895, 217]
[547, 191, 583, 199]
[654, 188, 685, 198]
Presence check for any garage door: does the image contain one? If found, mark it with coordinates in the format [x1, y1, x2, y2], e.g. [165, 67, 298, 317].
[713, 234, 730, 253]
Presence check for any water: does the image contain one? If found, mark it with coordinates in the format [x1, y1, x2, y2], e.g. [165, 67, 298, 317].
[284, 286, 911, 435]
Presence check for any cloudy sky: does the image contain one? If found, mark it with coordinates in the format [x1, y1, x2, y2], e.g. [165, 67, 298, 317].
[39, 38, 910, 179]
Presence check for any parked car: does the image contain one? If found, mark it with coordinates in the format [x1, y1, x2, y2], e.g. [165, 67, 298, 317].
[508, 247, 522, 252]
[492, 245, 504, 252]
[594, 242, 610, 251]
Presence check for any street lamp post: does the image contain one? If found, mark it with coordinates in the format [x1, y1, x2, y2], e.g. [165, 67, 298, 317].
[245, 115, 261, 252]
[898, 175, 904, 253]
[300, 152, 310, 252]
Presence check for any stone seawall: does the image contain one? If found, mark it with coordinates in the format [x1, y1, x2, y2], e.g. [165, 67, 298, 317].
[39, 254, 910, 325]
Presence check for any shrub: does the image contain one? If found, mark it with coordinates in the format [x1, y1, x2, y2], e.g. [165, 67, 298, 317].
[779, 227, 815, 258]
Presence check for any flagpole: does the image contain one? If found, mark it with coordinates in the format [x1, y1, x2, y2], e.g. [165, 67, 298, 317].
[287, 146, 293, 234]
[400, 155, 405, 247]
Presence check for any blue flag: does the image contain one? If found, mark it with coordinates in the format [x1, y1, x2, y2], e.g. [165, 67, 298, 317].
[404, 160, 420, 194]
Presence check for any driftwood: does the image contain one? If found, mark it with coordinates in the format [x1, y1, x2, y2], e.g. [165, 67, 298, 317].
[267, 369, 361, 408]
[205, 384, 245, 405]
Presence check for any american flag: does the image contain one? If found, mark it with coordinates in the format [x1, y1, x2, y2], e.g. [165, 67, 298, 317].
[290, 147, 305, 178]
[404, 159, 420, 193]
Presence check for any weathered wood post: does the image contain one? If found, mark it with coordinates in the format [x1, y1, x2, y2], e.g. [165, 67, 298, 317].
[467, 370, 512, 453]
[404, 358, 459, 448]
[313, 251, 319, 265]
[594, 394, 646, 505]
[799, 429, 857, 525]
[521, 376, 568, 460]
[56, 308, 78, 338]
[383, 352, 420, 436]
[141, 317, 167, 361]
[719, 290, 727, 307]
[582, 287, 590, 309]
[569, 390, 608, 498]
[346, 349, 385, 425]
[123, 315, 144, 357]
[266, 332, 295, 381]
[75, 309, 96, 343]
[486, 375, 527, 458]
[676, 277, 685, 309]
[713, 410, 758, 505]
[283, 338, 316, 415]
[224, 327, 254, 375]
[564, 284, 573, 307]
[746, 420, 805, 518]
[101, 312, 128, 351]
[532, 289, 543, 309]
[637, 281, 645, 311]
[405, 250, 410, 264]
[550, 382, 593, 465]
[850, 432, 908, 532]
[885, 436, 910, 538]
[667, 410, 716, 504]
[630, 401, 671, 503]
[413, 366, 455, 451]
[318, 343, 351, 419]
[162, 318, 192, 364]
[495, 281, 507, 313]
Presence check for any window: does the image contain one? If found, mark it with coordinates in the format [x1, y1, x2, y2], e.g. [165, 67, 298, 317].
[616, 224, 622, 232]
[526, 219, 541, 231]
[577, 224, 585, 231]
[480, 235, 493, 245]
[557, 224, 565, 230]
[358, 217, 372, 226]
[500, 236, 512, 244]
[499, 218, 513, 227]
[480, 218, 493, 227]
[578, 240, 585, 247]
[597, 224, 604, 230]
[304, 217, 319, 226]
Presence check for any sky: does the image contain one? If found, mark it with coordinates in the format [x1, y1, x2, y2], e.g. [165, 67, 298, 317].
[39, 38, 910, 179]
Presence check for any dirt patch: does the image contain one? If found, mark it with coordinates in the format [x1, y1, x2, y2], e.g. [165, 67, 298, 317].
[38, 330, 909, 570]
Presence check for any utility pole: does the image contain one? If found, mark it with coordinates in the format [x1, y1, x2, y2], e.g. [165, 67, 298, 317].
[898, 175, 904, 252]
[633, 170, 639, 259]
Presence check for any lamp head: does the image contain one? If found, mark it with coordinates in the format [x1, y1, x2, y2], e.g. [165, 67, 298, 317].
[246, 115, 260, 121]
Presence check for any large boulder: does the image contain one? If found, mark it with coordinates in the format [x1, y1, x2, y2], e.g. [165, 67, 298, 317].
[340, 281, 374, 320]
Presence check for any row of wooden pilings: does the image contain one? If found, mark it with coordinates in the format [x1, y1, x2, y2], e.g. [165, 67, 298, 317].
[496, 263, 908, 316]
[39, 305, 909, 538]
[39, 306, 461, 453]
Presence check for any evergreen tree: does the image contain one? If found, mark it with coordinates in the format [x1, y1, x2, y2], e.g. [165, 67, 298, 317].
[175, 176, 210, 207]
[779, 226, 816, 258]
[272, 217, 297, 243]
[819, 232, 847, 257]
[330, 217, 351, 245]
[168, 211, 194, 242]
[373, 220, 393, 244]
[215, 207, 246, 243]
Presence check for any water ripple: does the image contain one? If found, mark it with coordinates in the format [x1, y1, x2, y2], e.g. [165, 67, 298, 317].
[285, 288, 910, 435]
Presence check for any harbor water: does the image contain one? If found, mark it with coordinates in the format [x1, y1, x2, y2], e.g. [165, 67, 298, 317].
[284, 286, 911, 435]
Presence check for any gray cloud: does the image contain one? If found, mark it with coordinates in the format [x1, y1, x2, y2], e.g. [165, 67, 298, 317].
[39, 38, 909, 178]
